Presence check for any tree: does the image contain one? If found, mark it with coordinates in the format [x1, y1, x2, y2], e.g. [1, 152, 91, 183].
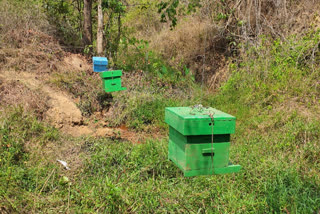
[157, 0, 201, 28]
[83, 0, 92, 47]
[102, 0, 126, 61]
[97, 0, 104, 55]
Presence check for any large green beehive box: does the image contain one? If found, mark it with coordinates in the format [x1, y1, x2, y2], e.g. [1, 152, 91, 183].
[165, 107, 241, 177]
[99, 70, 126, 92]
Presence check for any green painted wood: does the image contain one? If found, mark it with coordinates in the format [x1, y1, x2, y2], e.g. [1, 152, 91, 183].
[186, 142, 230, 169]
[166, 107, 240, 177]
[169, 139, 241, 177]
[102, 78, 125, 92]
[165, 107, 236, 135]
[100, 70, 126, 92]
[168, 126, 229, 145]
[102, 78, 121, 88]
[168, 128, 230, 170]
[183, 164, 241, 177]
[99, 70, 122, 78]
[169, 126, 230, 144]
[214, 165, 241, 174]
[168, 139, 186, 169]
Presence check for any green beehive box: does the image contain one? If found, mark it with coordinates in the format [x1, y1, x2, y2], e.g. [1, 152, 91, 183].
[99, 70, 126, 92]
[165, 107, 241, 177]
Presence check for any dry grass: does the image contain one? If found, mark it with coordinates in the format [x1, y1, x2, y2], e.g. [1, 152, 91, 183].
[0, 0, 65, 76]
[0, 0, 101, 135]
[0, 0, 89, 122]
[0, 78, 49, 119]
[149, 15, 232, 84]
[126, 0, 320, 89]
[151, 17, 212, 68]
[0, 0, 52, 47]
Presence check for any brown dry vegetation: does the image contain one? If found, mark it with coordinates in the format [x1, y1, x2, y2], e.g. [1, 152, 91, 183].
[0, 0, 319, 213]
[0, 0, 51, 47]
[0, 0, 104, 137]
[126, 0, 320, 88]
[0, 0, 319, 134]
[0, 78, 49, 119]
[0, 0, 161, 141]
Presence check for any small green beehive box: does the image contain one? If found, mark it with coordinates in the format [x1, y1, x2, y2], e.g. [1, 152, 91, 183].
[165, 106, 241, 177]
[99, 70, 126, 92]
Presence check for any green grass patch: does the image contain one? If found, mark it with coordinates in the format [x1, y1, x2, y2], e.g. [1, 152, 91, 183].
[70, 133, 320, 213]
[0, 107, 61, 212]
[1, 20, 320, 214]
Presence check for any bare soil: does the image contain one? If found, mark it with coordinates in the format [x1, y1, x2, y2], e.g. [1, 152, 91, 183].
[0, 54, 157, 143]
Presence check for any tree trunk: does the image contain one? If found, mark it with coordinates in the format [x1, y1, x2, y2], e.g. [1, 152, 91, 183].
[83, 0, 92, 47]
[97, 0, 104, 55]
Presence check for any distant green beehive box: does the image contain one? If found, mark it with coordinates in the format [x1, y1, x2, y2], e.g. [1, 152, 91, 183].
[165, 107, 241, 177]
[99, 70, 126, 92]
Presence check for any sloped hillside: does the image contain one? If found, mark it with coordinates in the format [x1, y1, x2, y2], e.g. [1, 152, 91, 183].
[0, 0, 320, 213]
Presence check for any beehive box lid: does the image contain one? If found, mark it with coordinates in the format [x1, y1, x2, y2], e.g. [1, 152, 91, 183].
[165, 107, 236, 135]
[93, 57, 108, 65]
[99, 70, 122, 78]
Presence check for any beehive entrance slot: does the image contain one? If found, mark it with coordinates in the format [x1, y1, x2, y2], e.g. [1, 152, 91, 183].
[203, 152, 215, 157]
[202, 148, 215, 156]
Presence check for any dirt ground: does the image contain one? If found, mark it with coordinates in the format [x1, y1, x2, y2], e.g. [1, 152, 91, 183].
[0, 54, 155, 143]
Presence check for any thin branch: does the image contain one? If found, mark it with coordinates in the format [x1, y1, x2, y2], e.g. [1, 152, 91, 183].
[39, 168, 55, 195]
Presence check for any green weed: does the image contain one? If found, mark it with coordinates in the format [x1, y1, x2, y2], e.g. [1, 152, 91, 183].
[0, 107, 60, 212]
[68, 135, 320, 213]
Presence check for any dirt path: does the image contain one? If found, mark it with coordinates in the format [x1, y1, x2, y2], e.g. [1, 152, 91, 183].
[0, 68, 148, 142]
[0, 70, 88, 129]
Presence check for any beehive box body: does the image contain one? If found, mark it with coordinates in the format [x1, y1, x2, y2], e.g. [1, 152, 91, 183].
[99, 70, 126, 92]
[165, 107, 241, 176]
[93, 57, 108, 72]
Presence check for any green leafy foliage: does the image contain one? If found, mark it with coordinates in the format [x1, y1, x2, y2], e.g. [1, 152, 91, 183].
[218, 31, 320, 109]
[1, 31, 320, 211]
[157, 0, 201, 28]
[100, 0, 128, 62]
[118, 37, 195, 84]
[42, 0, 83, 46]
[102, 0, 126, 13]
[1, 1, 320, 213]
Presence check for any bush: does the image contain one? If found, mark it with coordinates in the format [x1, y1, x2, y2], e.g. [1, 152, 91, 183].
[217, 32, 320, 109]
[0, 0, 50, 47]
